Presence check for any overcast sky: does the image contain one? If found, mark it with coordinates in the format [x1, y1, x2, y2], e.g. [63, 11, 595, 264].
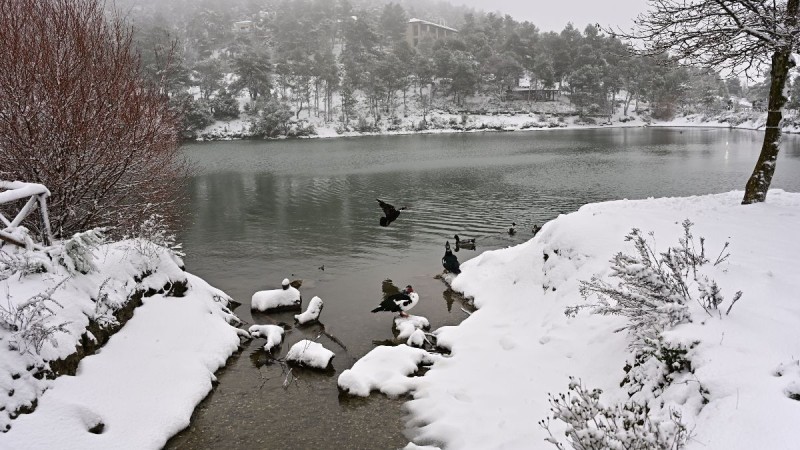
[453, 0, 647, 32]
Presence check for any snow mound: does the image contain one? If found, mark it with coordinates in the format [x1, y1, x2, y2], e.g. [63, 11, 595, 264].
[286, 340, 334, 369]
[251, 285, 301, 311]
[407, 329, 427, 348]
[248, 324, 285, 351]
[338, 345, 440, 398]
[294, 296, 323, 325]
[395, 315, 430, 340]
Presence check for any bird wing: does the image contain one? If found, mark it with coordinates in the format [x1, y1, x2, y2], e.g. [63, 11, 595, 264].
[376, 296, 403, 312]
[376, 198, 397, 217]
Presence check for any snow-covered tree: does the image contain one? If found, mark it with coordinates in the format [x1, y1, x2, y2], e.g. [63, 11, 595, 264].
[617, 0, 800, 204]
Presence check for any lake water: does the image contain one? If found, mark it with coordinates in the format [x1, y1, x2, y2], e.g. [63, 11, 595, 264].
[166, 128, 800, 449]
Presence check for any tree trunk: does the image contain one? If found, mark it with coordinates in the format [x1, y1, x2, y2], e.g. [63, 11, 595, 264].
[742, 0, 798, 204]
[742, 49, 795, 203]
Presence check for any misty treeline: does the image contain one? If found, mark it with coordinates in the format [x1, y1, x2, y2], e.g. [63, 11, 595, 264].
[0, 0, 187, 240]
[118, 0, 770, 137]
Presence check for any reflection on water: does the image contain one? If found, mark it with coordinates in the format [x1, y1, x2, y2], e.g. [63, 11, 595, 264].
[167, 128, 800, 449]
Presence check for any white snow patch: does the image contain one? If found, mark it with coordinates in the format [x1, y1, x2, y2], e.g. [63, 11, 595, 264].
[286, 340, 334, 369]
[251, 285, 301, 311]
[294, 295, 323, 325]
[338, 345, 441, 398]
[248, 324, 285, 352]
[395, 315, 430, 340]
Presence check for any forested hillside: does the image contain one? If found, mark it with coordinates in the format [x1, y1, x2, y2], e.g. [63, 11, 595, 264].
[115, 0, 777, 138]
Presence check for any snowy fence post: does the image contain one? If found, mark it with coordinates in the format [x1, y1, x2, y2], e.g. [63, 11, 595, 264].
[0, 180, 54, 247]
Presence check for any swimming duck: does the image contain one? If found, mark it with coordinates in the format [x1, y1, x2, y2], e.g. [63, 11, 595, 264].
[532, 224, 542, 236]
[371, 285, 419, 317]
[508, 222, 517, 235]
[377, 198, 407, 226]
[454, 234, 476, 250]
[442, 241, 461, 274]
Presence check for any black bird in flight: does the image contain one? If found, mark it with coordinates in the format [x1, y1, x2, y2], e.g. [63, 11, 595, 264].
[376, 198, 406, 227]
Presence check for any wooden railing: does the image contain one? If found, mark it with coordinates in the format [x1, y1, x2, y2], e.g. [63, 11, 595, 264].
[0, 181, 54, 248]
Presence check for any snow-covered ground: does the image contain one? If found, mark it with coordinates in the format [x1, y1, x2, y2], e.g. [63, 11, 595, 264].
[386, 190, 800, 449]
[0, 239, 243, 448]
[655, 109, 800, 134]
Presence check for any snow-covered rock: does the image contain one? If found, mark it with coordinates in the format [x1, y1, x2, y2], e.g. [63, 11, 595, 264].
[285, 340, 334, 369]
[294, 296, 323, 325]
[407, 329, 427, 348]
[337, 345, 440, 398]
[394, 315, 430, 340]
[251, 278, 301, 312]
[248, 324, 285, 352]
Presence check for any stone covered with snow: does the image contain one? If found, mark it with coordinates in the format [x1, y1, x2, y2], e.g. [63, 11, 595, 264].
[394, 315, 429, 340]
[294, 295, 323, 325]
[251, 283, 301, 312]
[338, 345, 440, 398]
[285, 340, 334, 369]
[248, 324, 285, 352]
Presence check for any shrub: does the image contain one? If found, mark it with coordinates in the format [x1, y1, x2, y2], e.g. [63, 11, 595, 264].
[251, 99, 293, 138]
[0, 279, 70, 355]
[210, 89, 240, 120]
[0, 0, 187, 238]
[540, 378, 689, 450]
[570, 220, 740, 350]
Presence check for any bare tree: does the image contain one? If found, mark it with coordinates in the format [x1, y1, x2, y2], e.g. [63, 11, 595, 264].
[0, 0, 188, 238]
[615, 0, 800, 204]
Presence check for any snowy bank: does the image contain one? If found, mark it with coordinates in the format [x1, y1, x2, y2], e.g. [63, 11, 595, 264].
[406, 190, 800, 450]
[1, 239, 242, 448]
[654, 109, 800, 134]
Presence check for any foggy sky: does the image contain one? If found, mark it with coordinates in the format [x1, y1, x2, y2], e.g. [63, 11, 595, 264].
[452, 0, 646, 32]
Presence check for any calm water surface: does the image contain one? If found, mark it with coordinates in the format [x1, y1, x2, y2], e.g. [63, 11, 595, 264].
[167, 128, 800, 449]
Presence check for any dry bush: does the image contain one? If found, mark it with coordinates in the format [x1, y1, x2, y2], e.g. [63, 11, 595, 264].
[0, 0, 188, 239]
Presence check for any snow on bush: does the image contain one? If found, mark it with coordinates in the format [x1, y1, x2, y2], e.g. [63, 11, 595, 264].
[294, 296, 323, 325]
[285, 339, 334, 369]
[545, 220, 741, 449]
[572, 220, 740, 350]
[540, 377, 689, 450]
[248, 324, 284, 352]
[338, 345, 440, 398]
[54, 228, 107, 274]
[0, 279, 70, 355]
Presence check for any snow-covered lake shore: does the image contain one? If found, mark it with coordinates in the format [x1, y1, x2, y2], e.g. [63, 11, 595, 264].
[191, 105, 800, 143]
[398, 190, 800, 449]
[5, 189, 799, 449]
[1, 240, 243, 448]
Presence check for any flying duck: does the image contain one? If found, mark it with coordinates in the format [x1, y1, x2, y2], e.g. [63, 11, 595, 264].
[376, 198, 406, 226]
[442, 241, 461, 274]
[454, 234, 476, 250]
[371, 285, 419, 317]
